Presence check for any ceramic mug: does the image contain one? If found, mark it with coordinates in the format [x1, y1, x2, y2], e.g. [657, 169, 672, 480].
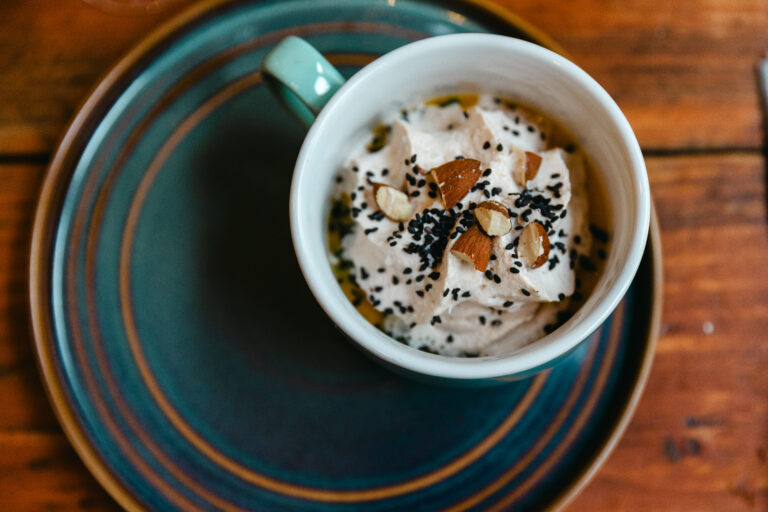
[261, 34, 650, 383]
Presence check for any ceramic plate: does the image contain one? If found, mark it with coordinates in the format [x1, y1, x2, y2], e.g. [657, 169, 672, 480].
[30, 0, 662, 510]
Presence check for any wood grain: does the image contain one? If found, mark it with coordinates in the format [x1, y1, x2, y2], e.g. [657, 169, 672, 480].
[1, 0, 768, 154]
[505, 0, 768, 152]
[1, 0, 767, 510]
[0, 152, 765, 510]
[0, 432, 117, 511]
[571, 153, 768, 511]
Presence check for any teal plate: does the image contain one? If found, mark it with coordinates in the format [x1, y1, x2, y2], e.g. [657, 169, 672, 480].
[30, 1, 662, 510]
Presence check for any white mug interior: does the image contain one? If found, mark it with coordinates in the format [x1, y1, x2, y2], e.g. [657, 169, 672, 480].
[291, 34, 650, 380]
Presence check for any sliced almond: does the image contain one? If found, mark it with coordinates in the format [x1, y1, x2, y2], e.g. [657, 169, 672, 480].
[518, 221, 550, 269]
[372, 183, 412, 221]
[475, 201, 512, 236]
[450, 224, 491, 271]
[513, 151, 543, 187]
[429, 158, 482, 209]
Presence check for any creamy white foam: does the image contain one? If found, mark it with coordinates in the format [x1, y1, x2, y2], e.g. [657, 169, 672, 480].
[332, 96, 592, 356]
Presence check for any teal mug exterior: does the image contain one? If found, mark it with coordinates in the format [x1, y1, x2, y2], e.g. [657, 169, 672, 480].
[261, 36, 345, 125]
[261, 34, 650, 383]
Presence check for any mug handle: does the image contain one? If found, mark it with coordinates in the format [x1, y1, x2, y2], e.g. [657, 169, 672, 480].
[261, 36, 346, 126]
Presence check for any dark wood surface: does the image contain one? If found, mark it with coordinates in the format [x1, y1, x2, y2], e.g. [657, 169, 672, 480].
[1, 0, 767, 510]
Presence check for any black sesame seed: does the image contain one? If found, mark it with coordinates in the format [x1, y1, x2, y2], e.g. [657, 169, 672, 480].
[403, 267, 412, 274]
[443, 289, 450, 297]
[512, 130, 520, 136]
[521, 288, 531, 296]
[503, 300, 514, 307]
[485, 270, 493, 280]
[335, 176, 343, 183]
[404, 158, 410, 166]
[527, 125, 535, 133]
[515, 261, 523, 267]
[558, 293, 566, 301]
[551, 173, 561, 179]
[417, 179, 426, 187]
[411, 190, 420, 197]
[389, 241, 397, 247]
[384, 307, 393, 315]
[428, 271, 440, 280]
[425, 284, 433, 291]
[447, 335, 454, 343]
[410, 154, 418, 163]
[491, 320, 502, 327]
[374, 286, 383, 292]
[483, 190, 491, 198]
[353, 166, 360, 172]
[483, 141, 491, 149]
[416, 290, 425, 297]
[573, 235, 582, 244]
[382, 168, 389, 176]
[415, 275, 425, 282]
[364, 227, 378, 235]
[392, 276, 399, 285]
[510, 267, 520, 274]
[360, 202, 368, 209]
[579, 255, 597, 272]
[598, 249, 607, 260]
[491, 187, 502, 196]
[560, 210, 567, 219]
[590, 225, 609, 243]
[505, 243, 514, 250]
[479, 316, 486, 325]
[496, 144, 503, 151]
[360, 267, 369, 280]
[406, 279, 412, 285]
[490, 254, 497, 261]
[378, 267, 386, 273]
[493, 274, 501, 284]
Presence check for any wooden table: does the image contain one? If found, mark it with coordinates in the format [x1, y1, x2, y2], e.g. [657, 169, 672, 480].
[1, 0, 767, 510]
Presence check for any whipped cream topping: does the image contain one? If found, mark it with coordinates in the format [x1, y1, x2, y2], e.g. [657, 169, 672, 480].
[332, 95, 593, 356]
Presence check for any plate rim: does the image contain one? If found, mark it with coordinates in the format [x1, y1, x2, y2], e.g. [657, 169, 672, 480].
[27, 1, 662, 510]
